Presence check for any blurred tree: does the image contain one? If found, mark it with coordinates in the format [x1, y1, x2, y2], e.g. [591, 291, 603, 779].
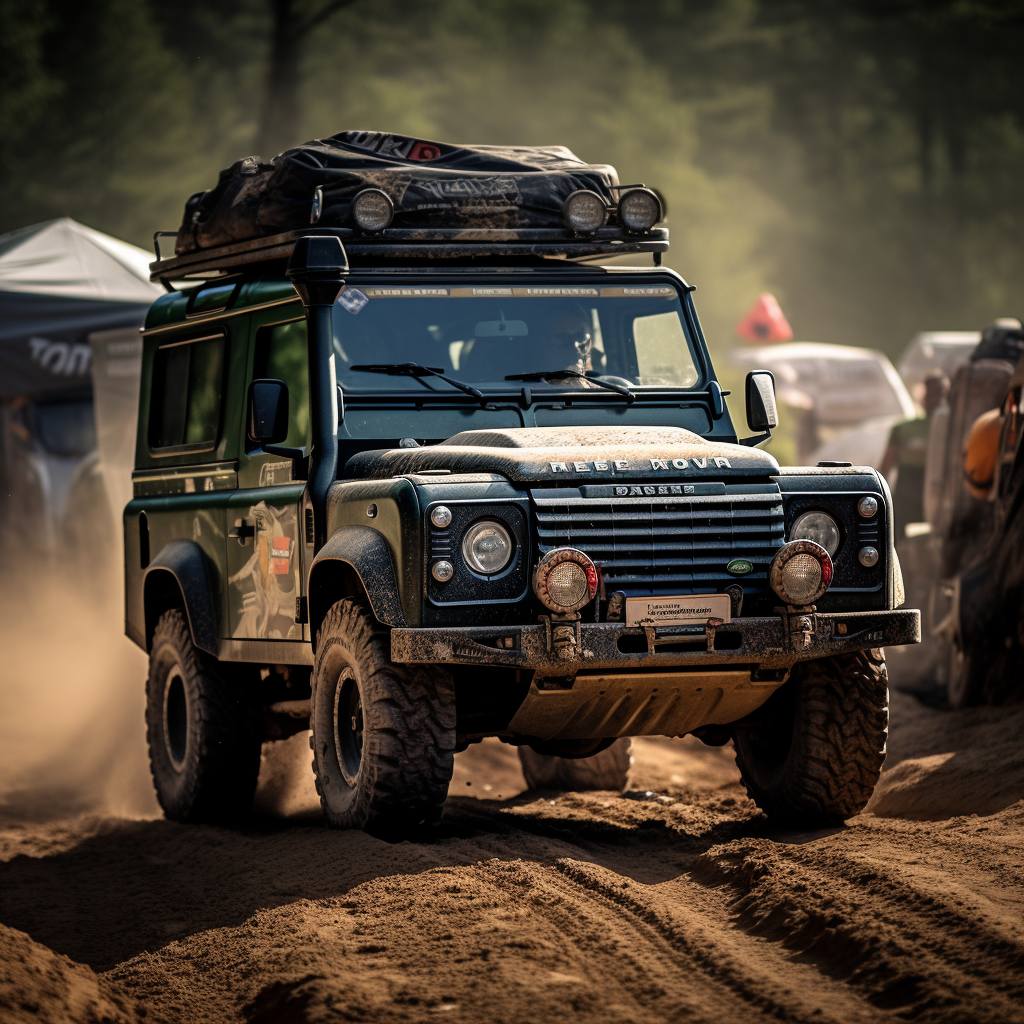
[257, 0, 359, 156]
[0, 0, 1021, 362]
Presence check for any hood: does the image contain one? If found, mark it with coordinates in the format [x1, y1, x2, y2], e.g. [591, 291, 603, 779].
[342, 426, 779, 484]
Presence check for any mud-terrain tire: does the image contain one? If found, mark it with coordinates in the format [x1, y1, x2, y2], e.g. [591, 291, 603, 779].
[146, 609, 262, 824]
[519, 738, 632, 792]
[733, 649, 888, 823]
[311, 599, 456, 839]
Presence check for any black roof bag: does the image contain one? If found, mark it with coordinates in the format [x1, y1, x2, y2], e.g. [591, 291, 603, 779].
[175, 131, 620, 255]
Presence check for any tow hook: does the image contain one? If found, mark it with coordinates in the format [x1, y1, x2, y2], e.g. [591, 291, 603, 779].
[779, 606, 816, 650]
[542, 614, 582, 660]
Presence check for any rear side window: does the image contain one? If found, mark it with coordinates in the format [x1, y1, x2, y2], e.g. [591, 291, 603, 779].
[253, 320, 309, 449]
[149, 334, 225, 452]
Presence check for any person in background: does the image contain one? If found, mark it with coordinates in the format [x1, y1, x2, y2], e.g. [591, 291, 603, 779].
[881, 369, 950, 540]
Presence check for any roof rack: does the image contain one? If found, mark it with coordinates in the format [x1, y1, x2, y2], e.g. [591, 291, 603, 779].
[149, 226, 669, 284]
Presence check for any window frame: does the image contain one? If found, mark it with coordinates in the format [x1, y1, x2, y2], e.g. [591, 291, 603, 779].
[147, 331, 227, 458]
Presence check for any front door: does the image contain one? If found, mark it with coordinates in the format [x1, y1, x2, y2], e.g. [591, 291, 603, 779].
[226, 315, 310, 642]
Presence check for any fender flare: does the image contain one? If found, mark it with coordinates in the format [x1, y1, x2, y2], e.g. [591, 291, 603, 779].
[308, 526, 407, 646]
[143, 539, 220, 656]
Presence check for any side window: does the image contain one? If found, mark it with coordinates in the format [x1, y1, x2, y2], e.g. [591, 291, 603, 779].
[149, 334, 225, 453]
[632, 312, 698, 386]
[254, 319, 309, 449]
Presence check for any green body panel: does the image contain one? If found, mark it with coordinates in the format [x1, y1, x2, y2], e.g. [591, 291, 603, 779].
[323, 477, 423, 626]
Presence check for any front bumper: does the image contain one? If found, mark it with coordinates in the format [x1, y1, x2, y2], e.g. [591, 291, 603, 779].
[390, 608, 921, 671]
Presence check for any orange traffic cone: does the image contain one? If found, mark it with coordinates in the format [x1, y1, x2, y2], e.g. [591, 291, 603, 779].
[736, 293, 793, 343]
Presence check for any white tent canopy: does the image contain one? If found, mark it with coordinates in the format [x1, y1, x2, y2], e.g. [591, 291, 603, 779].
[0, 217, 159, 302]
[0, 218, 161, 398]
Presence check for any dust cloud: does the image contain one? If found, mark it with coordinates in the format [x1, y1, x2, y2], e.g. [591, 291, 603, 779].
[0, 572, 158, 821]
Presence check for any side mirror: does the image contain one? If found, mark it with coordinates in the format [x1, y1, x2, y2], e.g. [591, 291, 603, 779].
[249, 379, 289, 446]
[745, 370, 778, 432]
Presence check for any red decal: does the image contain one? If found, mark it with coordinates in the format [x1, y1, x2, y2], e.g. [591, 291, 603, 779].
[407, 141, 441, 162]
[271, 536, 291, 575]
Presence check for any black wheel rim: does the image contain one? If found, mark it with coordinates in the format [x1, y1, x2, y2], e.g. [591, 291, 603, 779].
[163, 666, 188, 770]
[333, 668, 363, 786]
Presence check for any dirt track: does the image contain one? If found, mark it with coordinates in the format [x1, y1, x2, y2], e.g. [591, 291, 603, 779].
[1, 591, 1023, 1023]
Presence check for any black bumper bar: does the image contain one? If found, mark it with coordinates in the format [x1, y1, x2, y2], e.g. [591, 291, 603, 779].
[390, 608, 920, 671]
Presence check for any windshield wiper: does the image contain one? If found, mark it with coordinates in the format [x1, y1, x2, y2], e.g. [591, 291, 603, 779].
[504, 369, 634, 402]
[349, 362, 484, 399]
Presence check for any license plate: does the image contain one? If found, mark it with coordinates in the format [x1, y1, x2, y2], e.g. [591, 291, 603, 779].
[625, 594, 732, 627]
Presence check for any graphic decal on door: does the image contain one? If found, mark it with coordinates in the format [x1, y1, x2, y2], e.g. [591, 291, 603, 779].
[228, 501, 301, 639]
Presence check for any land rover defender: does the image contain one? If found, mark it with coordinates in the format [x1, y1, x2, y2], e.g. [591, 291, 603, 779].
[125, 133, 919, 837]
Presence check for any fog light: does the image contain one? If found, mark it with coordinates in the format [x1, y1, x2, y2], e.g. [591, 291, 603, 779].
[462, 520, 513, 575]
[563, 190, 607, 234]
[534, 547, 599, 614]
[618, 188, 661, 232]
[769, 540, 833, 606]
[352, 188, 394, 232]
[430, 505, 452, 528]
[432, 560, 453, 582]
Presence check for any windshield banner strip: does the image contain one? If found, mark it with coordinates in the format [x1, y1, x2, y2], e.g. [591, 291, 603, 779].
[358, 285, 675, 299]
[599, 286, 677, 297]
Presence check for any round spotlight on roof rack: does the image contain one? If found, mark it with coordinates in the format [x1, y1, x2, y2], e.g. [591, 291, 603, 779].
[769, 540, 833, 606]
[533, 547, 599, 614]
[563, 190, 607, 235]
[351, 188, 394, 232]
[618, 188, 662, 232]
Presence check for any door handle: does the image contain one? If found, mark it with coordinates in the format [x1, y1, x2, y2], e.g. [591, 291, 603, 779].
[229, 517, 255, 545]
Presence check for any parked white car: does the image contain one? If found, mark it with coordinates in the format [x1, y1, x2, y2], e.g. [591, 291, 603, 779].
[733, 342, 917, 468]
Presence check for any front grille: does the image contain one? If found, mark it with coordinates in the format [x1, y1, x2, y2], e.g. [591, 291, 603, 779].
[532, 487, 785, 602]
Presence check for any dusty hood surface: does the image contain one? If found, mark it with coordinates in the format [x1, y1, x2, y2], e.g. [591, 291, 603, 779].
[342, 426, 779, 483]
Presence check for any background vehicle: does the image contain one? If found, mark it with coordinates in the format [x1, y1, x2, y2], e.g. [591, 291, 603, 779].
[732, 342, 917, 467]
[124, 134, 918, 838]
[928, 326, 1024, 706]
[897, 331, 979, 405]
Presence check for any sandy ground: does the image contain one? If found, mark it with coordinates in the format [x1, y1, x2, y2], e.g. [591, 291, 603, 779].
[1, 587, 1023, 1024]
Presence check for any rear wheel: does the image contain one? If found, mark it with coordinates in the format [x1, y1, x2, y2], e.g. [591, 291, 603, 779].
[519, 738, 632, 792]
[733, 649, 888, 823]
[311, 599, 456, 839]
[146, 609, 262, 823]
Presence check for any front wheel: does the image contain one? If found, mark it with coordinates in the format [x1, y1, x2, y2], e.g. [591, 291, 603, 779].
[146, 609, 262, 824]
[733, 649, 888, 823]
[311, 600, 456, 839]
[518, 738, 632, 792]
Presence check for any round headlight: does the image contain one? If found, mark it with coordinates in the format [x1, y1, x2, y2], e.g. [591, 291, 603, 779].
[352, 188, 394, 232]
[769, 540, 833, 606]
[533, 547, 600, 614]
[790, 511, 841, 556]
[462, 520, 513, 576]
[618, 188, 662, 232]
[563, 190, 607, 234]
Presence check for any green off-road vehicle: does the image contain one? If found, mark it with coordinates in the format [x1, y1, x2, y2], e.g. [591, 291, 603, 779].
[125, 133, 919, 837]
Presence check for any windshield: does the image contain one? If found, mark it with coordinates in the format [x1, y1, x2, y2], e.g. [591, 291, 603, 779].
[331, 282, 700, 391]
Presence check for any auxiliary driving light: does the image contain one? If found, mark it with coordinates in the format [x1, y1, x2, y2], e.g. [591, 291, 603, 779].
[618, 188, 662, 232]
[533, 547, 600, 614]
[769, 540, 833, 606]
[352, 188, 394, 232]
[562, 190, 607, 234]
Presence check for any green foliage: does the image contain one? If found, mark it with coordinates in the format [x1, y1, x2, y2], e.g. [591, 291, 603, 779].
[1, 0, 1022, 381]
